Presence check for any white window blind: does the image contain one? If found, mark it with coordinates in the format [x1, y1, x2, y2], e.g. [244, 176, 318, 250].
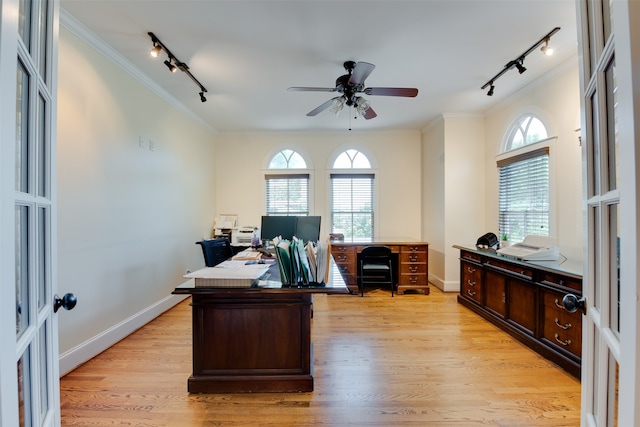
[498, 147, 549, 242]
[330, 173, 374, 241]
[265, 174, 309, 215]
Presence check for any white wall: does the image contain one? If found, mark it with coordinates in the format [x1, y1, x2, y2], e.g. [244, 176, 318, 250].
[214, 131, 423, 241]
[57, 27, 217, 373]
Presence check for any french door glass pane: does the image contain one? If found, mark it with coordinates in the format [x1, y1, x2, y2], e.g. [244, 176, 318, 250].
[608, 351, 619, 426]
[16, 61, 30, 193]
[18, 346, 33, 427]
[592, 330, 601, 420]
[37, 94, 47, 198]
[18, 0, 32, 50]
[39, 323, 50, 418]
[589, 92, 600, 196]
[37, 207, 47, 310]
[16, 205, 30, 338]
[605, 57, 618, 191]
[38, 0, 49, 80]
[592, 204, 601, 309]
[609, 203, 620, 336]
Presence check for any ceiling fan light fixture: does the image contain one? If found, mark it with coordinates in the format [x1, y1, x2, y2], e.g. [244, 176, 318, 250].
[330, 97, 345, 116]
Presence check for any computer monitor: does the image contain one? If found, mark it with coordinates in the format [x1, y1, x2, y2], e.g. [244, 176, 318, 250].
[295, 216, 321, 243]
[260, 216, 296, 243]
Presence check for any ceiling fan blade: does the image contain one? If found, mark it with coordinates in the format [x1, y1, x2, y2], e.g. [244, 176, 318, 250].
[288, 86, 338, 92]
[362, 106, 377, 120]
[364, 87, 419, 97]
[349, 62, 375, 86]
[307, 97, 340, 116]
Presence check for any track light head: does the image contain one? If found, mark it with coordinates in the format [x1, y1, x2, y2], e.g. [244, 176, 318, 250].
[541, 39, 554, 56]
[164, 59, 177, 73]
[487, 84, 495, 96]
[515, 59, 527, 74]
[150, 43, 161, 58]
[199, 91, 207, 102]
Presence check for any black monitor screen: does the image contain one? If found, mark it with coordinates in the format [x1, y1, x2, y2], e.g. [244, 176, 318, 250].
[260, 216, 296, 242]
[295, 216, 321, 243]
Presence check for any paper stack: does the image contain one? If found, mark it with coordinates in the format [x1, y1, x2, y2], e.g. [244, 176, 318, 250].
[184, 261, 269, 288]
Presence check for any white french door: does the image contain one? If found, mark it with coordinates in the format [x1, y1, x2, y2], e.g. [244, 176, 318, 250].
[576, 0, 640, 425]
[0, 0, 63, 426]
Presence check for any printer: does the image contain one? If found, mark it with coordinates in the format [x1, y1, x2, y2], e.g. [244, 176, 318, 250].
[232, 226, 259, 246]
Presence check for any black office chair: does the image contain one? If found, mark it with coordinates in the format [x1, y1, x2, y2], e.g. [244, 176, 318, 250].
[196, 238, 233, 267]
[359, 245, 395, 297]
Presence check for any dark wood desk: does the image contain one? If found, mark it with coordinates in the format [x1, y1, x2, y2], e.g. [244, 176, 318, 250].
[172, 259, 348, 393]
[330, 239, 429, 295]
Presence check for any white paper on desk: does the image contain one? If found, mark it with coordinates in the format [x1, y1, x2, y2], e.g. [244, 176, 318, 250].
[184, 264, 269, 280]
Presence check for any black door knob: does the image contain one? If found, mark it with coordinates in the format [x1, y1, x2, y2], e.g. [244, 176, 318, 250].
[562, 293, 586, 314]
[54, 293, 77, 313]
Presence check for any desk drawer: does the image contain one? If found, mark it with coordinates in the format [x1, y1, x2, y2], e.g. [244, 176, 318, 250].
[399, 274, 428, 286]
[539, 272, 581, 292]
[399, 263, 427, 275]
[400, 252, 427, 263]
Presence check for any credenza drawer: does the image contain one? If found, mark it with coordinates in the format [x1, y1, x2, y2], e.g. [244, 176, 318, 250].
[541, 290, 582, 357]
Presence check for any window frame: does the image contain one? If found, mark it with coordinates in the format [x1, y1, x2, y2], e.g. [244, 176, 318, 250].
[264, 149, 312, 217]
[497, 114, 556, 244]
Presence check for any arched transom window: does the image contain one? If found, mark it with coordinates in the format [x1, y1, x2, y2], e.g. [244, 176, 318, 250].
[498, 114, 550, 243]
[265, 149, 309, 216]
[330, 149, 374, 241]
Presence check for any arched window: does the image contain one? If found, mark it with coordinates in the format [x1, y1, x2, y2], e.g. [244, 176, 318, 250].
[265, 149, 309, 216]
[330, 149, 374, 241]
[498, 114, 550, 243]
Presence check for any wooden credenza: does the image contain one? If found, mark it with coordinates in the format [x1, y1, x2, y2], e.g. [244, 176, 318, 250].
[454, 245, 583, 378]
[330, 240, 429, 295]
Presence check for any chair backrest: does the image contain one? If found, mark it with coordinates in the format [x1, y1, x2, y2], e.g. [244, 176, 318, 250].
[360, 245, 392, 263]
[196, 238, 233, 267]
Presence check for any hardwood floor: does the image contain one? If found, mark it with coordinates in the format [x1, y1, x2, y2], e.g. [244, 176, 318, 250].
[60, 287, 581, 426]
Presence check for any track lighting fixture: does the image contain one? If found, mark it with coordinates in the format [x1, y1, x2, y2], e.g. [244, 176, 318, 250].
[540, 38, 554, 56]
[149, 43, 161, 58]
[148, 32, 208, 103]
[481, 27, 560, 96]
[164, 59, 177, 73]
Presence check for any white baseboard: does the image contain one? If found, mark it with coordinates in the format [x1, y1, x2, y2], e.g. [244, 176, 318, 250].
[58, 292, 189, 376]
[429, 273, 460, 293]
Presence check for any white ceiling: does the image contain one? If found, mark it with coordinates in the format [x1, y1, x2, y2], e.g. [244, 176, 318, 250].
[59, 1, 578, 133]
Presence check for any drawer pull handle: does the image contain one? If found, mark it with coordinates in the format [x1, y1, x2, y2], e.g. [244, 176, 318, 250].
[554, 318, 572, 330]
[409, 256, 418, 262]
[410, 266, 418, 273]
[554, 298, 564, 309]
[559, 279, 565, 286]
[467, 280, 476, 287]
[554, 333, 572, 346]
[467, 266, 476, 273]
[410, 277, 418, 284]
[467, 289, 476, 297]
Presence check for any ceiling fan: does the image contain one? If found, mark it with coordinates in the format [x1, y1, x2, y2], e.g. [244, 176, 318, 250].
[287, 61, 418, 120]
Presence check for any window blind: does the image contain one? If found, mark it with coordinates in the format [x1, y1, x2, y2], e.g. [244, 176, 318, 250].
[265, 173, 309, 215]
[498, 148, 549, 242]
[330, 173, 374, 241]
